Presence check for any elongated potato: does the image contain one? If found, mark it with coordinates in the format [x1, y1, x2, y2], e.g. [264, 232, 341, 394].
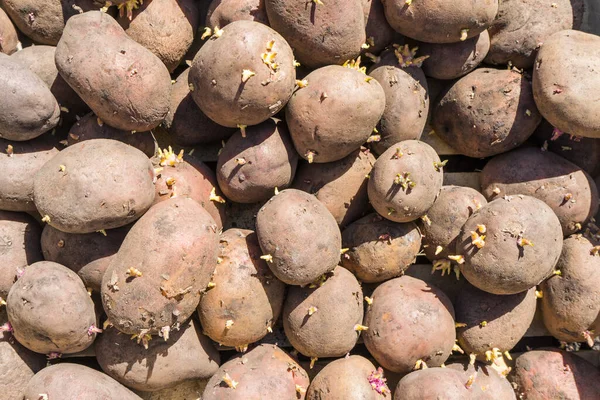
[0, 8, 18, 55]
[207, 0, 269, 27]
[0, 334, 47, 400]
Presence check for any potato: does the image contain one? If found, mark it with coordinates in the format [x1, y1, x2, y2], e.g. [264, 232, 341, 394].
[34, 139, 156, 234]
[7, 261, 97, 354]
[382, 0, 497, 43]
[480, 146, 599, 236]
[363, 275, 456, 373]
[0, 333, 47, 400]
[307, 355, 390, 399]
[293, 148, 374, 227]
[265, 0, 365, 68]
[285, 65, 385, 163]
[363, 0, 396, 55]
[96, 319, 220, 392]
[540, 235, 600, 344]
[255, 189, 341, 285]
[0, 54, 60, 141]
[393, 368, 471, 400]
[101, 197, 219, 336]
[164, 68, 235, 146]
[368, 140, 443, 223]
[0, 7, 18, 55]
[197, 228, 285, 348]
[24, 363, 142, 400]
[368, 51, 429, 154]
[457, 196, 563, 295]
[189, 20, 295, 128]
[216, 118, 298, 203]
[283, 266, 363, 357]
[207, 0, 269, 27]
[203, 344, 310, 399]
[485, 0, 585, 69]
[419, 186, 488, 262]
[511, 349, 600, 399]
[447, 362, 516, 400]
[341, 213, 421, 283]
[533, 30, 600, 139]
[404, 264, 466, 306]
[55, 11, 172, 132]
[432, 68, 542, 158]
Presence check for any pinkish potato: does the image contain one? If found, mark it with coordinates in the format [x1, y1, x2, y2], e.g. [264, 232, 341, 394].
[206, 0, 269, 27]
[447, 362, 516, 400]
[0, 332, 47, 400]
[0, 8, 18, 55]
[394, 368, 471, 400]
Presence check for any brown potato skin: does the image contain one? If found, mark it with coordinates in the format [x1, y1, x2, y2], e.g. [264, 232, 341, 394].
[203, 344, 310, 400]
[0, 334, 47, 400]
[0, 8, 18, 55]
[511, 349, 600, 400]
[189, 20, 295, 128]
[7, 261, 97, 354]
[207, 0, 269, 27]
[432, 68, 542, 158]
[447, 362, 516, 400]
[101, 197, 219, 335]
[197, 229, 286, 347]
[25, 363, 142, 400]
[96, 319, 220, 392]
[368, 140, 443, 223]
[363, 275, 456, 373]
[394, 368, 471, 400]
[363, 0, 396, 55]
[457, 196, 563, 295]
[285, 65, 386, 163]
[533, 30, 600, 139]
[265, 0, 365, 68]
[404, 264, 467, 306]
[293, 148, 374, 227]
[217, 118, 298, 203]
[55, 11, 172, 132]
[341, 213, 421, 283]
[480, 147, 600, 236]
[541, 235, 600, 343]
[33, 139, 156, 234]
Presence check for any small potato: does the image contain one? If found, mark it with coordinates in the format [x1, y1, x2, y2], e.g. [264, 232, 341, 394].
[207, 0, 269, 27]
[447, 362, 516, 400]
[285, 65, 385, 163]
[393, 368, 471, 400]
[293, 148, 374, 227]
[0, 7, 18, 55]
[197, 229, 286, 348]
[363, 275, 456, 373]
[363, 0, 396, 55]
[203, 344, 310, 399]
[255, 189, 341, 285]
[457, 196, 563, 295]
[189, 20, 295, 128]
[33, 139, 156, 234]
[7, 261, 97, 354]
[341, 213, 421, 283]
[367, 140, 443, 223]
[432, 68, 542, 158]
[217, 118, 298, 203]
[480, 146, 599, 235]
[0, 334, 47, 400]
[533, 30, 600, 139]
[55, 11, 172, 132]
[404, 264, 466, 306]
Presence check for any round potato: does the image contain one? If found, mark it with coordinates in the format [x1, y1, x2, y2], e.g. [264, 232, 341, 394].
[189, 20, 295, 128]
[363, 0, 396, 56]
[0, 334, 47, 400]
[394, 368, 471, 400]
[207, 0, 269, 27]
[0, 8, 18, 55]
[368, 140, 443, 223]
[447, 362, 516, 400]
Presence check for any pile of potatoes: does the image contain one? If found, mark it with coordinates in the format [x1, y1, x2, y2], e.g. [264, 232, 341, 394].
[1, 0, 600, 399]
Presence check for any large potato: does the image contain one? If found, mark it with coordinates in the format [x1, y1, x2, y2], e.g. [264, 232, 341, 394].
[207, 0, 269, 27]
[55, 11, 172, 132]
[101, 197, 219, 336]
[393, 368, 471, 400]
[447, 362, 516, 400]
[189, 20, 295, 128]
[33, 139, 156, 234]
[0, 7, 18, 55]
[0, 334, 47, 400]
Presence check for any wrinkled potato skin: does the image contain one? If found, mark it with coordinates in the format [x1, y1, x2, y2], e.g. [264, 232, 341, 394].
[368, 140, 443, 223]
[363, 276, 456, 373]
[0, 54, 61, 141]
[55, 11, 172, 132]
[96, 319, 220, 392]
[533, 30, 600, 139]
[541, 235, 600, 343]
[207, 0, 269, 27]
[265, 0, 365, 68]
[286, 65, 385, 163]
[256, 189, 341, 285]
[293, 149, 374, 227]
[101, 197, 219, 335]
[447, 362, 516, 400]
[0, 8, 18, 55]
[198, 229, 286, 347]
[189, 20, 295, 128]
[203, 344, 309, 400]
[404, 264, 466, 306]
[394, 368, 471, 400]
[0, 335, 46, 400]
[7, 261, 97, 354]
[363, 0, 396, 55]
[217, 119, 298, 203]
[25, 363, 142, 400]
[480, 147, 599, 235]
[341, 213, 421, 283]
[433, 68, 542, 158]
[34, 139, 156, 234]
[511, 349, 600, 400]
